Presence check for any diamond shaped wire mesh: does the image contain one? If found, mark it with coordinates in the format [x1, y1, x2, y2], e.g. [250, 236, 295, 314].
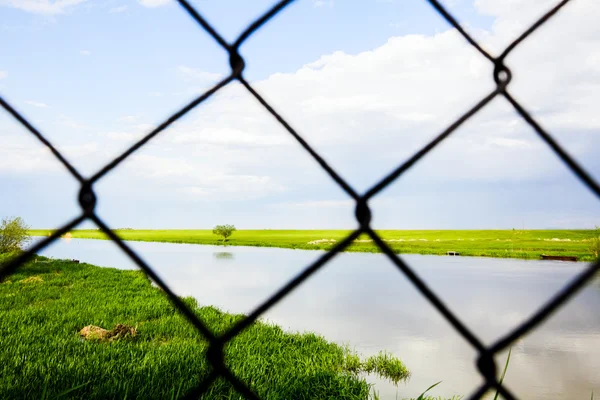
[1, 0, 599, 399]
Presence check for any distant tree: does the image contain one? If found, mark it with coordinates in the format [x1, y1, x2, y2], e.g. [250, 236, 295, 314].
[0, 216, 31, 254]
[590, 226, 600, 260]
[212, 224, 236, 243]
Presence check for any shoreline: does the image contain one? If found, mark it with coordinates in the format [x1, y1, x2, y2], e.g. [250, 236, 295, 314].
[28, 229, 598, 262]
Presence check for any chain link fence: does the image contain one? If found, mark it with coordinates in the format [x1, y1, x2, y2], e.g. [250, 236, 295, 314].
[1, 0, 599, 399]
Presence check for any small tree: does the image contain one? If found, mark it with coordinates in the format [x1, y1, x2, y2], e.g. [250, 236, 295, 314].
[590, 226, 600, 260]
[213, 224, 236, 243]
[0, 216, 31, 254]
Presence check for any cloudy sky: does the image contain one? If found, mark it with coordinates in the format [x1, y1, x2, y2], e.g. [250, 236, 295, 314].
[1, 0, 599, 230]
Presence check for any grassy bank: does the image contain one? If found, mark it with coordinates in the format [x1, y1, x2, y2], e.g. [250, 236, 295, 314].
[30, 229, 600, 261]
[0, 254, 415, 399]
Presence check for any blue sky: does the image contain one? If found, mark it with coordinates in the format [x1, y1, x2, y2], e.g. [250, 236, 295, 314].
[1, 0, 599, 229]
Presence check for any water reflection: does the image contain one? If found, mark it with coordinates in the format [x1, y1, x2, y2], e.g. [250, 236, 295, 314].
[38, 239, 600, 400]
[213, 252, 235, 260]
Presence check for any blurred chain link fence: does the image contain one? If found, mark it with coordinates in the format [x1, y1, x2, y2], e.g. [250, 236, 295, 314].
[1, 0, 599, 399]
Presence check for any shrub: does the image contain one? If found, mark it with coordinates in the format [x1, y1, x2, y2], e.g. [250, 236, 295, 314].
[212, 224, 236, 243]
[0, 216, 31, 254]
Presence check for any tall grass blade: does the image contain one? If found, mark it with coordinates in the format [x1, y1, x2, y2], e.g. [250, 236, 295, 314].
[40, 382, 48, 400]
[493, 347, 512, 400]
[416, 381, 442, 400]
[51, 381, 91, 399]
[172, 381, 184, 400]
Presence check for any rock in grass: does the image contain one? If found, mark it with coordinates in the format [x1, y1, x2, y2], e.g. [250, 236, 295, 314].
[109, 324, 137, 340]
[80, 324, 137, 341]
[79, 325, 109, 340]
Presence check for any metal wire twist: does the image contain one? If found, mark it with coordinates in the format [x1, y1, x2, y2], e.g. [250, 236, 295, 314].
[1, 0, 598, 398]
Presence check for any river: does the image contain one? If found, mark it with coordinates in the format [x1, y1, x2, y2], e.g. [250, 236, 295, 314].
[38, 238, 600, 399]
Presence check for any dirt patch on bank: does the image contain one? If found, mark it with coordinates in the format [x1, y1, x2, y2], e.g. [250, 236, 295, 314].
[307, 239, 337, 245]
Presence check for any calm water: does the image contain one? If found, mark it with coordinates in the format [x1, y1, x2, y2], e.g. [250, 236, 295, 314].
[38, 238, 600, 399]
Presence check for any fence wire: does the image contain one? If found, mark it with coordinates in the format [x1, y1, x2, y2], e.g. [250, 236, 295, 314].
[1, 0, 599, 399]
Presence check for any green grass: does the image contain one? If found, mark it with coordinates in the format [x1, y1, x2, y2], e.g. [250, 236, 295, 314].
[404, 381, 462, 400]
[0, 254, 410, 399]
[493, 347, 512, 400]
[30, 229, 600, 261]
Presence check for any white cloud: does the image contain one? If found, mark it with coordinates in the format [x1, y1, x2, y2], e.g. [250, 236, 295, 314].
[0, 137, 61, 174]
[0, 133, 97, 175]
[118, 115, 137, 123]
[313, 0, 333, 8]
[171, 126, 286, 147]
[176, 66, 222, 82]
[474, 0, 552, 18]
[137, 0, 170, 8]
[109, 4, 126, 13]
[282, 200, 354, 209]
[110, 153, 286, 201]
[55, 142, 98, 158]
[60, 117, 88, 130]
[473, 0, 596, 53]
[98, 122, 155, 144]
[128, 154, 197, 177]
[488, 137, 533, 149]
[134, 0, 599, 202]
[190, 4, 595, 203]
[79, 50, 91, 56]
[0, 0, 87, 14]
[24, 100, 49, 108]
[133, 123, 155, 132]
[181, 175, 286, 201]
[99, 131, 138, 142]
[0, 71, 7, 79]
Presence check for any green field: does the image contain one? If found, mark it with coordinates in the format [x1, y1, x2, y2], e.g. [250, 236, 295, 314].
[0, 254, 416, 399]
[30, 229, 600, 262]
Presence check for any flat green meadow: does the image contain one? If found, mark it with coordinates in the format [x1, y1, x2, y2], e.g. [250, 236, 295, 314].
[30, 229, 600, 262]
[0, 254, 413, 400]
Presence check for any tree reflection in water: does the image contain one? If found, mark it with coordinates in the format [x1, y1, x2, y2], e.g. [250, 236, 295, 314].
[213, 252, 234, 261]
